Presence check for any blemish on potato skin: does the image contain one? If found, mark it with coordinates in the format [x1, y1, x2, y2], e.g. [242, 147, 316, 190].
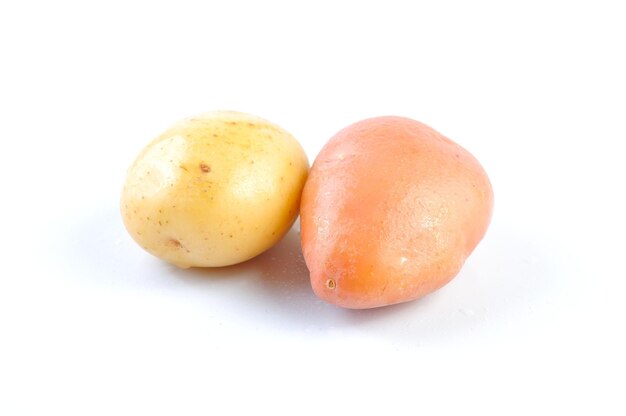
[200, 163, 211, 173]
[168, 238, 183, 248]
[326, 279, 336, 290]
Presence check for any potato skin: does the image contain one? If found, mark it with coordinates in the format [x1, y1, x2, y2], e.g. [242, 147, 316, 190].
[300, 116, 493, 309]
[121, 111, 308, 268]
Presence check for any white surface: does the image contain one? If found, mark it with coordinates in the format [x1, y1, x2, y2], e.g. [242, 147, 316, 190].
[1, 1, 625, 414]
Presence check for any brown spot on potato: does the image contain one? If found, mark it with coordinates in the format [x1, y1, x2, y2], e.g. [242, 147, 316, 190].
[168, 238, 183, 248]
[326, 279, 336, 290]
[200, 163, 211, 173]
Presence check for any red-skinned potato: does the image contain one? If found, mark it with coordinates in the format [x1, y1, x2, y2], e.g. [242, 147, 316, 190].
[300, 116, 493, 309]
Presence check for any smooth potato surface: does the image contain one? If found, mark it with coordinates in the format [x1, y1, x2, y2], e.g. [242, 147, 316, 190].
[121, 111, 308, 267]
[300, 116, 493, 309]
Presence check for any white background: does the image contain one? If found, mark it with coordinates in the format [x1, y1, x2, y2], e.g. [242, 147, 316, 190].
[1, 1, 625, 414]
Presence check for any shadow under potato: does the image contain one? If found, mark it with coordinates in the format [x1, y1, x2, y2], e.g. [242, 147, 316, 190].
[170, 229, 330, 320]
[170, 227, 432, 329]
[69, 205, 414, 329]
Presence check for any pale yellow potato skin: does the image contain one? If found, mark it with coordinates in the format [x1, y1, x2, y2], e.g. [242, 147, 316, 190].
[121, 111, 309, 268]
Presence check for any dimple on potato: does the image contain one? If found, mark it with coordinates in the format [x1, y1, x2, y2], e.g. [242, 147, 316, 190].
[121, 111, 309, 268]
[300, 116, 493, 309]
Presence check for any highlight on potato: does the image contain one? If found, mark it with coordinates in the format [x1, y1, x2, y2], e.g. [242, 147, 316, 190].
[120, 111, 309, 268]
[300, 116, 493, 309]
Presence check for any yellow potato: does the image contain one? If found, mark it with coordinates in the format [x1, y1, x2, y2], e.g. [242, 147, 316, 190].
[120, 111, 309, 268]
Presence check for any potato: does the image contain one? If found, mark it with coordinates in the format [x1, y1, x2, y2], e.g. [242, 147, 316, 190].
[121, 111, 309, 268]
[300, 116, 493, 309]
